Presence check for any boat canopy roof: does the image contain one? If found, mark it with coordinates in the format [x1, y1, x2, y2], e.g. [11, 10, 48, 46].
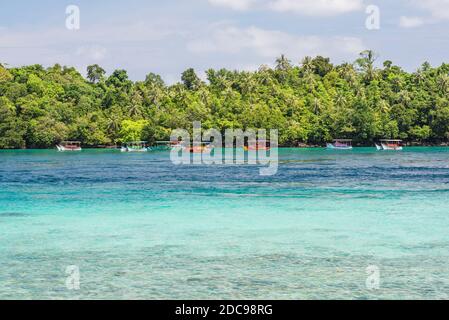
[380, 139, 402, 142]
[61, 141, 81, 144]
[333, 139, 352, 142]
[158, 140, 188, 144]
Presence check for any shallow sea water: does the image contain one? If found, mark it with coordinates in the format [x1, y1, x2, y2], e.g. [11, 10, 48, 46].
[0, 148, 449, 299]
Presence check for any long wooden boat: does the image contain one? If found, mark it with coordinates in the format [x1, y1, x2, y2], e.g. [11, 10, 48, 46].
[376, 140, 403, 151]
[121, 141, 149, 152]
[326, 139, 353, 150]
[56, 141, 82, 152]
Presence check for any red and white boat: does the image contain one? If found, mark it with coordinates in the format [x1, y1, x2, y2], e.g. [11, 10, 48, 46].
[56, 141, 82, 152]
[376, 140, 403, 151]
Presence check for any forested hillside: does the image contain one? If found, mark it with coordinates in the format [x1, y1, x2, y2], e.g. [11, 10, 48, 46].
[1, 50, 449, 149]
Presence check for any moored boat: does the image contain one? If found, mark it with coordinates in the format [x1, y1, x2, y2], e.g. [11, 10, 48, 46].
[152, 141, 175, 151]
[56, 141, 82, 152]
[376, 139, 403, 151]
[326, 139, 353, 150]
[170, 141, 185, 150]
[243, 140, 270, 151]
[184, 142, 212, 153]
[121, 141, 149, 152]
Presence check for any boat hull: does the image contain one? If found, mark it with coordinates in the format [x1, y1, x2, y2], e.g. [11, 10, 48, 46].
[184, 146, 212, 153]
[376, 143, 403, 151]
[244, 146, 271, 151]
[56, 145, 82, 152]
[171, 144, 183, 151]
[326, 143, 352, 150]
[121, 147, 148, 152]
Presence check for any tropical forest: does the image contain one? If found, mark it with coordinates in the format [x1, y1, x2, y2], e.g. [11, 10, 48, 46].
[1, 50, 449, 149]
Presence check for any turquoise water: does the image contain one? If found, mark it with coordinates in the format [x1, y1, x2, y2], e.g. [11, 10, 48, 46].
[1, 148, 449, 299]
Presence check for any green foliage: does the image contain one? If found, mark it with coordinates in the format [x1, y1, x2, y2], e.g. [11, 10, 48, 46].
[27, 117, 69, 148]
[181, 68, 201, 90]
[0, 54, 449, 149]
[119, 119, 149, 143]
[0, 96, 26, 148]
[311, 56, 333, 77]
[86, 64, 106, 84]
[0, 65, 13, 82]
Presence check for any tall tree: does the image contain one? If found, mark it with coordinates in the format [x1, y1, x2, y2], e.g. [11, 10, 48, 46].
[0, 64, 13, 82]
[86, 64, 106, 84]
[356, 50, 378, 82]
[275, 54, 292, 72]
[181, 68, 201, 90]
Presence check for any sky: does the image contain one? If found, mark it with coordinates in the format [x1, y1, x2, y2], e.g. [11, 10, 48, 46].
[1, 0, 449, 83]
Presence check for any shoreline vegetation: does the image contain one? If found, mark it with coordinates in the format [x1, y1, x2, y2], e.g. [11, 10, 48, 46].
[2, 142, 449, 150]
[1, 50, 449, 150]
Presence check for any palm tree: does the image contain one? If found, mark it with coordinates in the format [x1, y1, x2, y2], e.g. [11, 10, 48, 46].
[356, 50, 378, 82]
[241, 74, 257, 98]
[334, 92, 347, 110]
[313, 97, 323, 115]
[437, 74, 449, 95]
[105, 112, 122, 141]
[198, 87, 211, 105]
[216, 74, 232, 91]
[128, 90, 143, 118]
[257, 65, 273, 86]
[414, 69, 426, 85]
[303, 70, 316, 92]
[301, 56, 314, 73]
[275, 54, 292, 71]
[339, 63, 358, 87]
[148, 87, 164, 108]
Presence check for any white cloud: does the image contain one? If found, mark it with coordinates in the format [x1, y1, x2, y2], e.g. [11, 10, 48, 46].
[0, 21, 181, 80]
[268, 0, 364, 16]
[187, 25, 365, 59]
[0, 22, 170, 49]
[208, 0, 256, 11]
[207, 0, 364, 16]
[415, 0, 449, 20]
[400, 0, 449, 27]
[399, 16, 425, 28]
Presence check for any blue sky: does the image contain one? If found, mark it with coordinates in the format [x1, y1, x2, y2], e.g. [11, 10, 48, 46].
[1, 0, 448, 83]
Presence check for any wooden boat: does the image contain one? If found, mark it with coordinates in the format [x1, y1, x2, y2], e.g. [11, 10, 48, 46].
[326, 139, 353, 150]
[170, 141, 184, 150]
[184, 143, 212, 154]
[56, 141, 82, 152]
[152, 141, 174, 151]
[244, 141, 270, 151]
[376, 140, 403, 151]
[121, 141, 148, 152]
